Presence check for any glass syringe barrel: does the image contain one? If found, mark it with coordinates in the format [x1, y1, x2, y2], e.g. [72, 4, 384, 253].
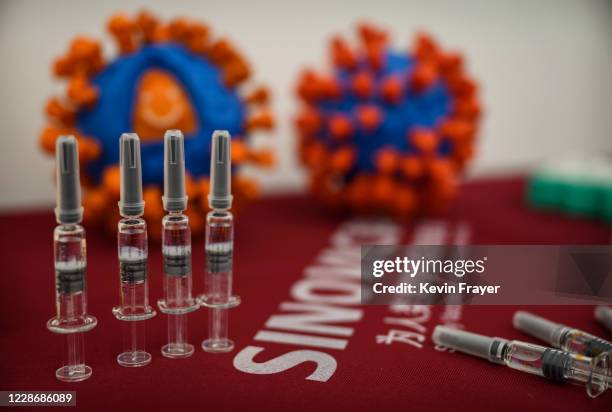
[514, 311, 612, 357]
[118, 218, 150, 314]
[54, 225, 88, 322]
[162, 214, 193, 307]
[503, 342, 611, 398]
[48, 224, 97, 382]
[200, 210, 240, 352]
[158, 213, 199, 358]
[113, 217, 156, 367]
[206, 211, 233, 304]
[433, 326, 612, 398]
[47, 135, 96, 383]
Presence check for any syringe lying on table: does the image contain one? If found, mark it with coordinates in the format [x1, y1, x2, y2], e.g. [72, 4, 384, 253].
[112, 133, 156, 367]
[198, 130, 241, 353]
[157, 130, 199, 358]
[433, 325, 612, 398]
[514, 311, 612, 357]
[47, 136, 97, 382]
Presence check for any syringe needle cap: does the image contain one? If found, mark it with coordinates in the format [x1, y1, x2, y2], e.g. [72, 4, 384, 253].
[595, 306, 612, 332]
[432, 326, 507, 364]
[163, 129, 187, 212]
[208, 130, 232, 210]
[55, 135, 83, 224]
[118, 133, 145, 217]
[513, 311, 560, 345]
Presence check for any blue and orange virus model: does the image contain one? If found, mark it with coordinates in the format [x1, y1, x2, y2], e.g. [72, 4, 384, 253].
[40, 10, 274, 237]
[295, 23, 481, 217]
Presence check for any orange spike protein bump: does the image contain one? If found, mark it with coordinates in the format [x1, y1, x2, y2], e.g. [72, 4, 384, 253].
[40, 10, 275, 237]
[295, 23, 481, 216]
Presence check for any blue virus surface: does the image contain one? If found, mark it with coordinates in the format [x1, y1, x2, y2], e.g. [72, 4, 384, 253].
[76, 43, 246, 186]
[315, 51, 453, 176]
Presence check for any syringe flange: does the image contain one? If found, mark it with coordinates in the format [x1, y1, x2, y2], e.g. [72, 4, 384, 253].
[47, 315, 97, 334]
[157, 299, 200, 315]
[587, 351, 612, 398]
[197, 294, 241, 310]
[112, 306, 157, 321]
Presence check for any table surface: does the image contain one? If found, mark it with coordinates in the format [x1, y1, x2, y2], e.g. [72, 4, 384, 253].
[1, 176, 611, 411]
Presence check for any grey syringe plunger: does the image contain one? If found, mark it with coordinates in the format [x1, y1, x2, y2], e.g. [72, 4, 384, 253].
[55, 136, 83, 224]
[513, 311, 561, 344]
[596, 307, 612, 333]
[208, 130, 232, 210]
[163, 130, 188, 212]
[119, 133, 144, 217]
[432, 325, 507, 364]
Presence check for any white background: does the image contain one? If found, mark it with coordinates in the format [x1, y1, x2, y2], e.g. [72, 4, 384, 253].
[0, 0, 611, 210]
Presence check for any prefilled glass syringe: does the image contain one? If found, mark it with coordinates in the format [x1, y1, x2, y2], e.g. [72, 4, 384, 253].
[433, 325, 612, 398]
[198, 130, 241, 353]
[514, 311, 612, 357]
[47, 136, 97, 382]
[157, 130, 199, 358]
[112, 133, 156, 367]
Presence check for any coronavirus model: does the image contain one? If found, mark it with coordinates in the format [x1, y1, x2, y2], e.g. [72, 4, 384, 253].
[40, 10, 274, 237]
[295, 23, 481, 217]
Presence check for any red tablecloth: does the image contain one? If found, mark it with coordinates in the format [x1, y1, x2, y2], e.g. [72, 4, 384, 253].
[1, 177, 610, 411]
